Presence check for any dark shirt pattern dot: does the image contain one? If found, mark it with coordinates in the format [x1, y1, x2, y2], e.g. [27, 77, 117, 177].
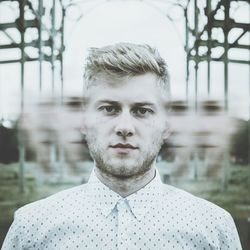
[2, 169, 242, 249]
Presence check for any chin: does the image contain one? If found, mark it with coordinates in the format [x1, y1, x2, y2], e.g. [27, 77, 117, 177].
[109, 164, 138, 178]
[108, 169, 141, 179]
[93, 150, 157, 178]
[103, 159, 152, 179]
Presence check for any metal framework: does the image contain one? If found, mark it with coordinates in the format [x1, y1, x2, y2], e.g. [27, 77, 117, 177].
[185, 0, 250, 109]
[0, 0, 65, 192]
[0, 0, 249, 191]
[3, 0, 249, 110]
[0, 0, 65, 108]
[184, 0, 250, 190]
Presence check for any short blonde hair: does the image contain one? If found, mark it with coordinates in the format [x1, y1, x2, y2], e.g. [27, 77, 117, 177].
[83, 42, 170, 94]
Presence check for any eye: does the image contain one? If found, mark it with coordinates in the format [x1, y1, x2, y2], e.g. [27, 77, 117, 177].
[132, 107, 154, 117]
[98, 105, 120, 115]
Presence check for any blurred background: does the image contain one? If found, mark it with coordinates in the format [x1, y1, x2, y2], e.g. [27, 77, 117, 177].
[0, 0, 249, 249]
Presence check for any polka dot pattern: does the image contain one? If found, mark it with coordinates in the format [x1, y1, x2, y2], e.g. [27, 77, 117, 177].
[2, 168, 242, 249]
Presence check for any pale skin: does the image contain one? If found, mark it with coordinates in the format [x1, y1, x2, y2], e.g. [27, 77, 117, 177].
[82, 73, 170, 197]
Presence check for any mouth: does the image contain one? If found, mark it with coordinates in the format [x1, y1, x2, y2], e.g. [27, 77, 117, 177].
[110, 143, 138, 149]
[109, 143, 138, 154]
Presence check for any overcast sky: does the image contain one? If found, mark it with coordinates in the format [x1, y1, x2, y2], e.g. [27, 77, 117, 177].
[0, 0, 249, 120]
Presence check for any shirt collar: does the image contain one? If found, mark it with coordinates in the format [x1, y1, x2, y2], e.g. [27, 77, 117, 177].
[86, 167, 163, 221]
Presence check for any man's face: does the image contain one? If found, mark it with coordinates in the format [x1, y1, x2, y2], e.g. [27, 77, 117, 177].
[82, 73, 170, 178]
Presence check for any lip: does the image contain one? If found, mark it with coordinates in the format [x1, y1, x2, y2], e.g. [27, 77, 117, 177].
[110, 143, 138, 149]
[110, 143, 138, 154]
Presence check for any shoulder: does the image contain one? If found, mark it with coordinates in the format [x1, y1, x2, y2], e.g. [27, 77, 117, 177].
[16, 183, 89, 219]
[160, 184, 241, 248]
[160, 183, 231, 219]
[2, 184, 91, 249]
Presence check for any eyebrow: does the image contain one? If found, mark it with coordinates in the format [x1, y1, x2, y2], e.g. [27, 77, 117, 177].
[96, 100, 156, 107]
[133, 102, 156, 107]
[96, 100, 119, 105]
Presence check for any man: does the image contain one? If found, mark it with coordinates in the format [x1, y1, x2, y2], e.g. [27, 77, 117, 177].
[2, 43, 242, 249]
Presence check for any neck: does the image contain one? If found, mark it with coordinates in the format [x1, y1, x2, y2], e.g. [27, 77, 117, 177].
[94, 165, 156, 198]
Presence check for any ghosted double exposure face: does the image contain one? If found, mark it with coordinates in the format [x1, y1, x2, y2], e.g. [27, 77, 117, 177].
[82, 73, 170, 178]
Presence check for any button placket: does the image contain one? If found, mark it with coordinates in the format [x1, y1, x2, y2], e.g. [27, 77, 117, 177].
[116, 199, 130, 249]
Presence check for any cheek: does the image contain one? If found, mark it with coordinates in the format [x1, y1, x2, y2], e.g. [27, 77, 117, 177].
[144, 118, 166, 134]
[85, 117, 111, 138]
[138, 125, 164, 146]
[85, 111, 113, 128]
[85, 113, 100, 130]
[150, 124, 167, 143]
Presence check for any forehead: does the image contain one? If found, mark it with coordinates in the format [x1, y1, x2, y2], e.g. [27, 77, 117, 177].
[84, 73, 167, 105]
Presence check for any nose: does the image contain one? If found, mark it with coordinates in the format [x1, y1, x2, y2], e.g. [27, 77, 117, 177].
[115, 111, 135, 138]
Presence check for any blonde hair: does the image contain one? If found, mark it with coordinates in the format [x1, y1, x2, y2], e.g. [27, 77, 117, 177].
[83, 42, 170, 94]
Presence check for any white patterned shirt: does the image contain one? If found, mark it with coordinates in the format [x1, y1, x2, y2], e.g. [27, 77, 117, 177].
[2, 168, 242, 250]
